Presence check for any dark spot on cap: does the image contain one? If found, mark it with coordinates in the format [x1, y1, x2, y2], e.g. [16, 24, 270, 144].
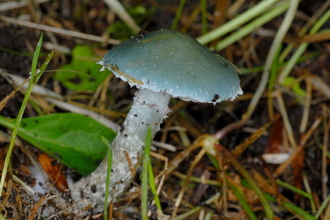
[110, 64, 119, 71]
[139, 30, 148, 38]
[91, 184, 97, 193]
[223, 62, 228, 68]
[211, 94, 220, 102]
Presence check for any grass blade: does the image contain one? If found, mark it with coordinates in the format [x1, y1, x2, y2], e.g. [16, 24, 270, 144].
[148, 159, 162, 211]
[141, 127, 152, 219]
[171, 0, 186, 30]
[0, 33, 52, 196]
[102, 136, 113, 220]
[30, 33, 43, 75]
[226, 176, 258, 220]
[197, 0, 281, 44]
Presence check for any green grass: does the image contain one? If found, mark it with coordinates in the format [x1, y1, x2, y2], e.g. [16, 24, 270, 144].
[0, 33, 53, 196]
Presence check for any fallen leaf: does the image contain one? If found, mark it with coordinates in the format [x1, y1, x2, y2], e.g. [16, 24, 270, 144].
[38, 153, 68, 192]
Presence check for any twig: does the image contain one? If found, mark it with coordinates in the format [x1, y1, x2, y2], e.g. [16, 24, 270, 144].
[27, 194, 57, 220]
[278, 6, 330, 82]
[172, 149, 206, 217]
[299, 78, 312, 133]
[103, 0, 140, 33]
[276, 94, 297, 148]
[322, 106, 329, 201]
[0, 0, 49, 12]
[0, 15, 120, 45]
[1, 72, 120, 132]
[0, 76, 29, 112]
[12, 175, 35, 195]
[172, 193, 220, 220]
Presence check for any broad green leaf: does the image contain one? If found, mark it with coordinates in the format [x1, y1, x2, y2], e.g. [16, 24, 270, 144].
[0, 113, 116, 175]
[53, 45, 109, 91]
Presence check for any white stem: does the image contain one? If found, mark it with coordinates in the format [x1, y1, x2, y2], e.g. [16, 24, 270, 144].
[70, 89, 170, 214]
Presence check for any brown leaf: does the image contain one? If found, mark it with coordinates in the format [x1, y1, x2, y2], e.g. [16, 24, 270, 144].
[265, 115, 284, 154]
[38, 153, 68, 192]
[285, 32, 330, 43]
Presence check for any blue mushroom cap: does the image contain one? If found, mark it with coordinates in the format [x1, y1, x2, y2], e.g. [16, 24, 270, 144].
[99, 29, 243, 103]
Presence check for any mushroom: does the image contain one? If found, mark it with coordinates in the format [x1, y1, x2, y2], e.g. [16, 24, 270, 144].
[71, 29, 243, 213]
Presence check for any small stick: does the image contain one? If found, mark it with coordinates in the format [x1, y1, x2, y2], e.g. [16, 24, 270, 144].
[0, 15, 120, 45]
[0, 0, 49, 12]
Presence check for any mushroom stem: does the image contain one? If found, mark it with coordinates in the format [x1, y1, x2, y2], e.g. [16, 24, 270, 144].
[71, 89, 171, 213]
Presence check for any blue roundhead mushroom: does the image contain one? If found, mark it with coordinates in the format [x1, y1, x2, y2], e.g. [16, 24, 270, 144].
[71, 29, 242, 213]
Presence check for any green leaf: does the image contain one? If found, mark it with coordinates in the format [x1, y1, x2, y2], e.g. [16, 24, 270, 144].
[282, 76, 306, 100]
[53, 45, 109, 91]
[0, 113, 116, 175]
